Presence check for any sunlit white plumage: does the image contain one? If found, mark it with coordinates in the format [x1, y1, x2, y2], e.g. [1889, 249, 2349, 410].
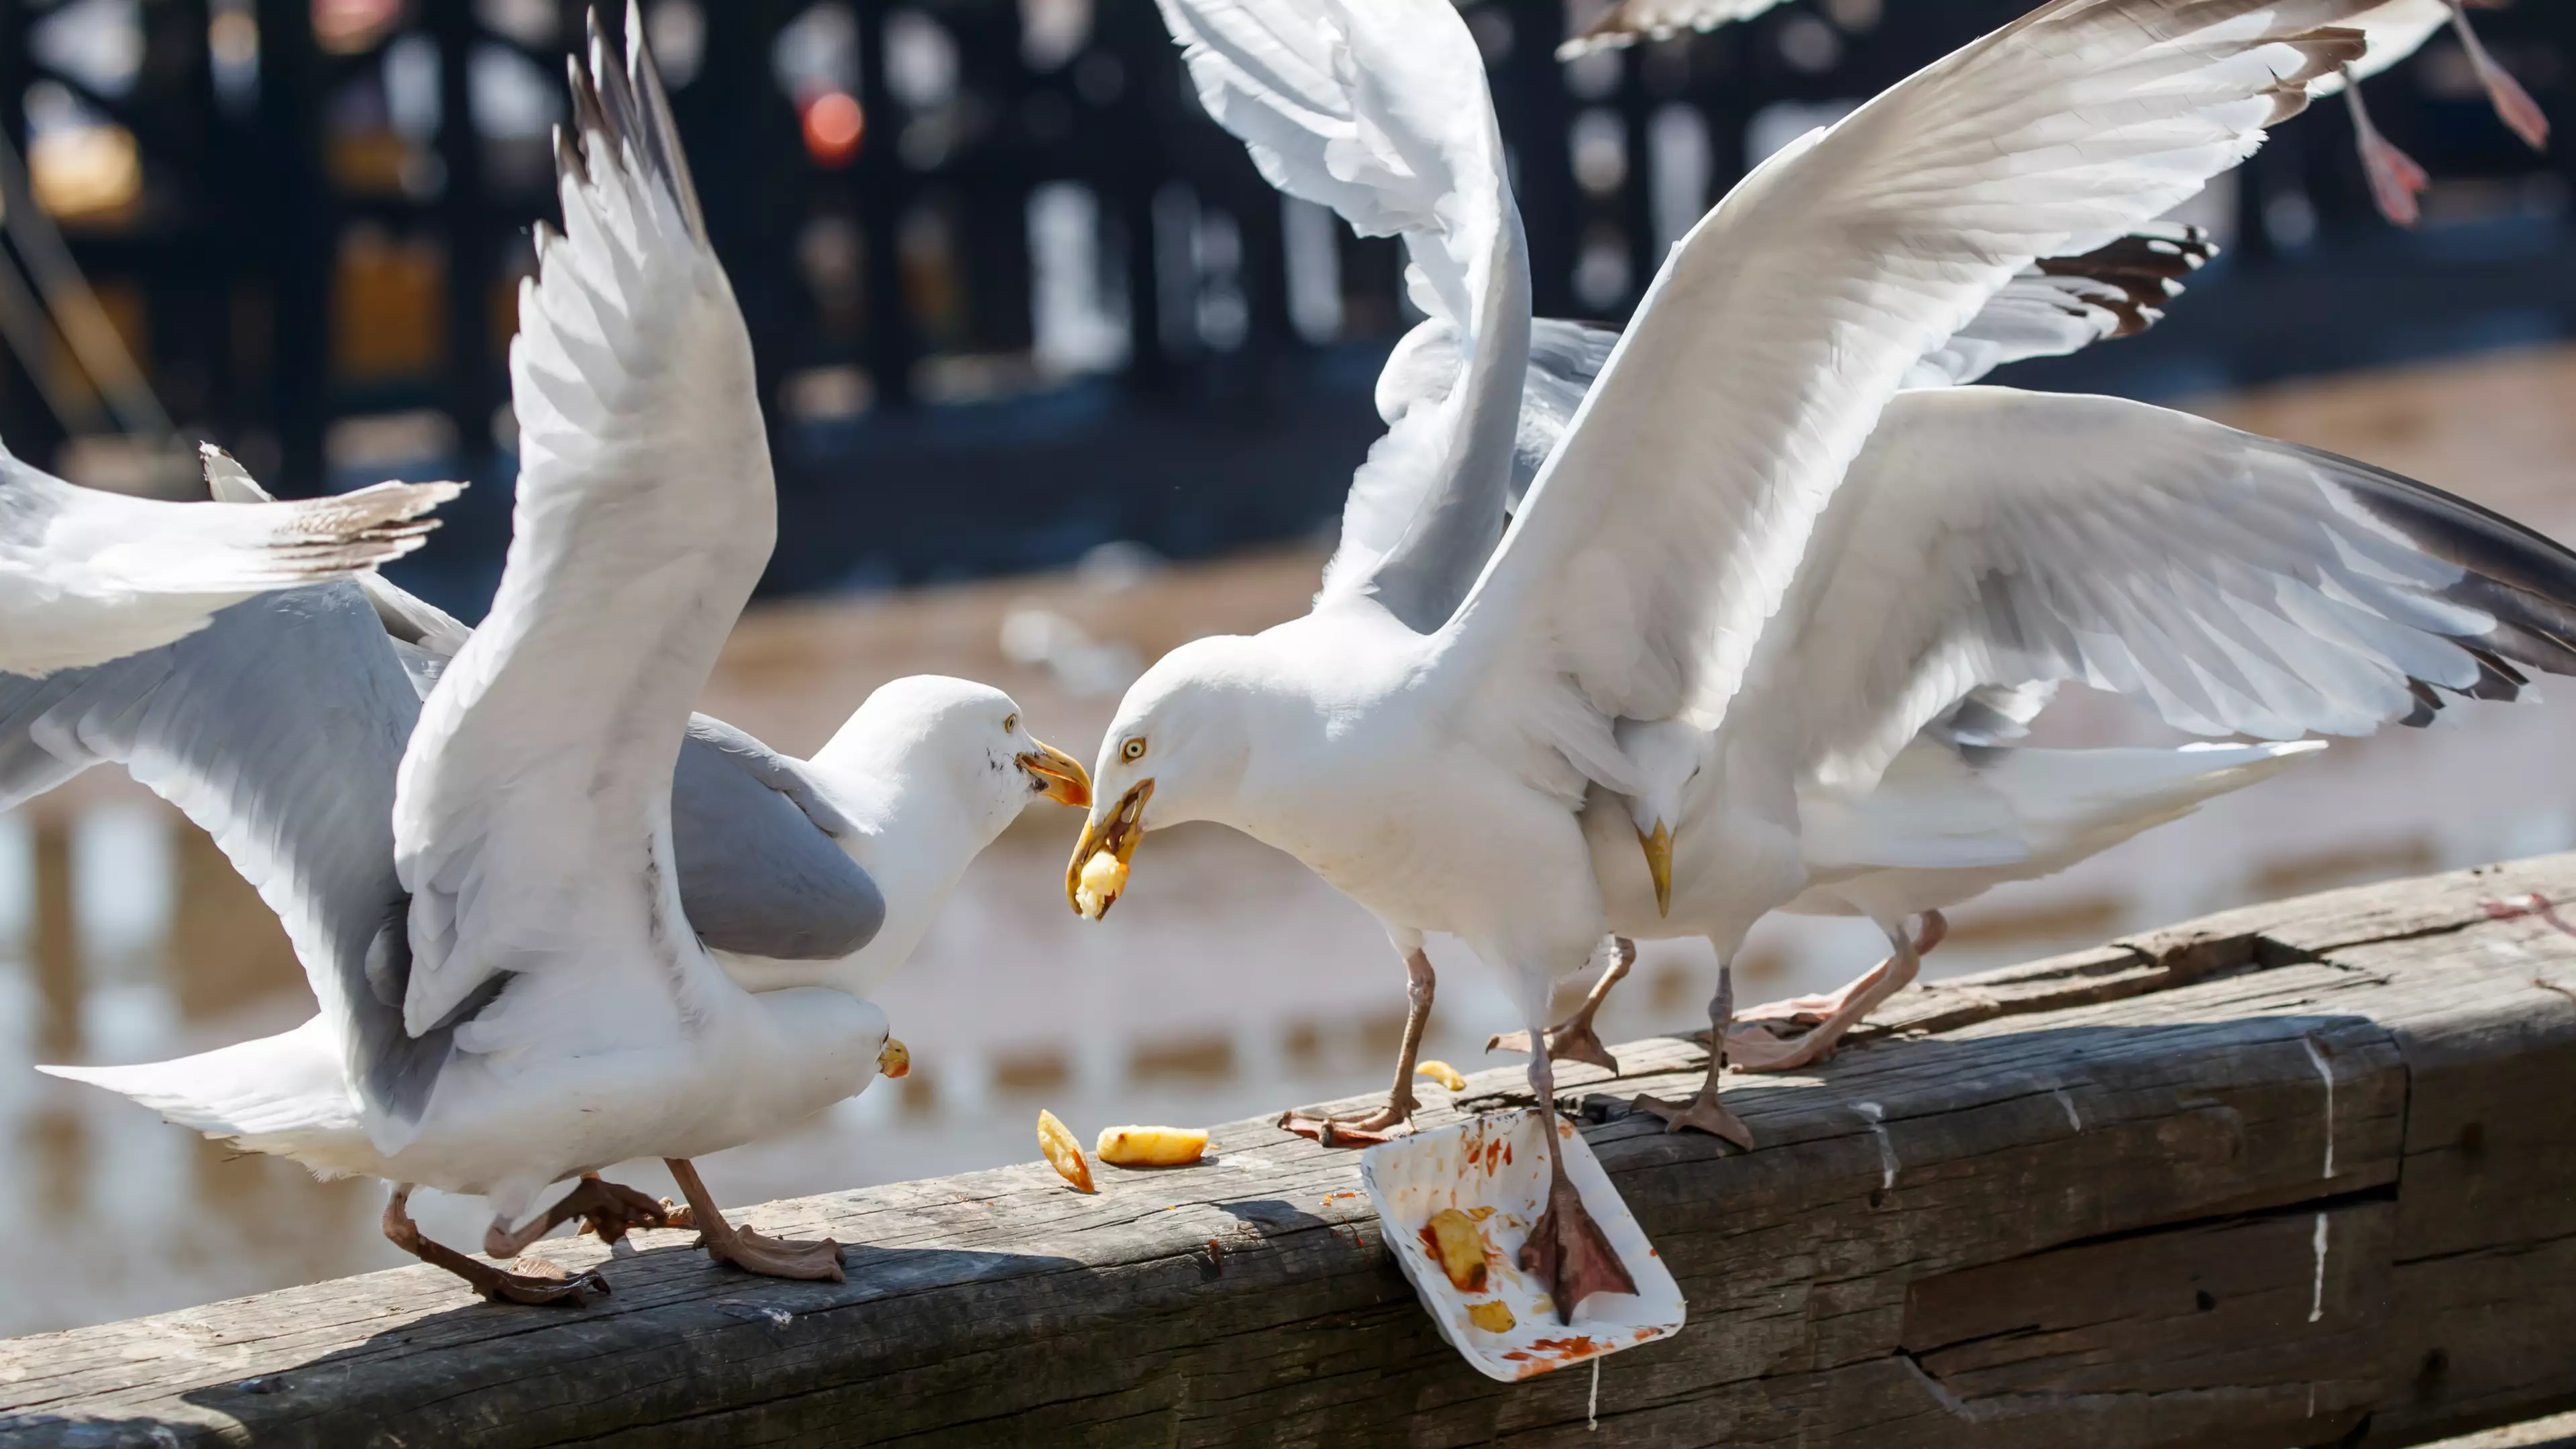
[1560, 0, 2547, 226]
[1087, 0, 2377, 1311]
[30, 9, 1084, 1301]
[0, 440, 455, 678]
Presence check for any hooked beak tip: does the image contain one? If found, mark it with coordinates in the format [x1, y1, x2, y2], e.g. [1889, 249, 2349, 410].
[1018, 738, 1092, 808]
[1639, 820, 1674, 918]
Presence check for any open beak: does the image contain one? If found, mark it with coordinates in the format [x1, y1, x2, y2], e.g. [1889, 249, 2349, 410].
[878, 1038, 911, 1079]
[1016, 739, 1091, 808]
[1638, 820, 1674, 918]
[1066, 780, 1154, 920]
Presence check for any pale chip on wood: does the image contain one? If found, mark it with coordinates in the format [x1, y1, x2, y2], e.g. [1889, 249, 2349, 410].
[1037, 1110, 1096, 1193]
[1095, 1125, 1209, 1167]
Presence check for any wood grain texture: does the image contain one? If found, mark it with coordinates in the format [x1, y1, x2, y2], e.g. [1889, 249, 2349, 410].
[7, 855, 2576, 1448]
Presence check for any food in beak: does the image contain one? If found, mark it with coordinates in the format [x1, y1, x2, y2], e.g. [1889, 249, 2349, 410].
[1415, 1060, 1468, 1093]
[1075, 851, 1127, 916]
[1037, 1109, 1095, 1193]
[1638, 820, 1674, 918]
[877, 1038, 911, 1079]
[1424, 1207, 1491, 1292]
[1065, 780, 1153, 920]
[1016, 739, 1092, 808]
[1093, 1124, 1208, 1167]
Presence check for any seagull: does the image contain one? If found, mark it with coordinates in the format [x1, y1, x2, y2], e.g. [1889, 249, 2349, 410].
[24, 8, 1088, 1306]
[1552, 386, 2576, 1142]
[0, 437, 456, 677]
[1559, 0, 2547, 227]
[1080, 0, 2373, 1320]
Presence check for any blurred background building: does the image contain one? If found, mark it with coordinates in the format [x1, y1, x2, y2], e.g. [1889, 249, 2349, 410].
[1, 0, 2573, 1333]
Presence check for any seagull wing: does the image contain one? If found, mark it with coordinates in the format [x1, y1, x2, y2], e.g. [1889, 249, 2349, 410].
[1558, 0, 1793, 58]
[0, 586, 472, 1132]
[394, 11, 767, 1048]
[1159, 0, 1528, 630]
[1436, 0, 2364, 790]
[201, 444, 477, 657]
[1763, 386, 2576, 794]
[0, 445, 455, 677]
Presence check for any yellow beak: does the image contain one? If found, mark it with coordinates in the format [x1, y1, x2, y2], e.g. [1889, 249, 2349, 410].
[1639, 820, 1673, 918]
[1016, 738, 1092, 808]
[878, 1038, 911, 1079]
[1066, 780, 1154, 920]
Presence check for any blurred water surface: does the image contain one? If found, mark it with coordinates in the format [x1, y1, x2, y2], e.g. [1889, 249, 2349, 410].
[6, 349, 2576, 1335]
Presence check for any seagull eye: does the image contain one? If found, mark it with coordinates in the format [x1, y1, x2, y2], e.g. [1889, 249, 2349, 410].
[1003, 713, 1018, 733]
[1122, 738, 1147, 763]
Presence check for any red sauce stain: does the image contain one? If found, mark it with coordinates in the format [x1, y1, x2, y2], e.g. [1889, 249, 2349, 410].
[1527, 1336, 1598, 1356]
[1501, 1350, 1534, 1361]
[1485, 1140, 1504, 1173]
[2482, 892, 2576, 938]
[1320, 1191, 1363, 1207]
[1417, 1224, 1443, 1260]
[1502, 1142, 1513, 1166]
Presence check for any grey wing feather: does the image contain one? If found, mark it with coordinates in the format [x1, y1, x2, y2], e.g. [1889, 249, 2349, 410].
[672, 717, 885, 961]
[0, 586, 480, 1124]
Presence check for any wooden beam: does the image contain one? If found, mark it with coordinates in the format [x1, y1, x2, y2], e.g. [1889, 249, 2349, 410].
[6, 855, 2576, 1446]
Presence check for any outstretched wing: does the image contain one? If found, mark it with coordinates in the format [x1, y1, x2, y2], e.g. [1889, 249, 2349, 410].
[1760, 386, 2576, 792]
[1158, 0, 1528, 631]
[0, 587, 472, 1129]
[1557, 0, 1792, 58]
[394, 8, 769, 1049]
[1439, 0, 2365, 796]
[0, 441, 455, 677]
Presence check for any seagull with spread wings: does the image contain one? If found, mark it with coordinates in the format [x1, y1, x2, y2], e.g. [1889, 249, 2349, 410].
[0, 439, 455, 677]
[25, 9, 1089, 1306]
[1073, 0, 2378, 1320]
[1560, 0, 2546, 227]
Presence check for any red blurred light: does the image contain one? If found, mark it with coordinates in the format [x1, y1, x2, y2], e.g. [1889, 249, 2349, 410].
[802, 92, 864, 168]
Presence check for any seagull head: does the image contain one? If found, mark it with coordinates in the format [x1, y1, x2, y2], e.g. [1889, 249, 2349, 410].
[813, 676, 1090, 841]
[1066, 637, 1261, 920]
[1613, 717, 1703, 918]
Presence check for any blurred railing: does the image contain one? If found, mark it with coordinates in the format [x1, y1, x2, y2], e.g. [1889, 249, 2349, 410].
[0, 0, 2571, 613]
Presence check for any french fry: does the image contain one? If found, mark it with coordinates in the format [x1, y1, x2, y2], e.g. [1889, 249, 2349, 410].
[1415, 1059, 1467, 1092]
[1075, 851, 1128, 918]
[1095, 1125, 1209, 1167]
[1036, 1110, 1095, 1193]
[1424, 1207, 1489, 1292]
[1465, 1299, 1517, 1334]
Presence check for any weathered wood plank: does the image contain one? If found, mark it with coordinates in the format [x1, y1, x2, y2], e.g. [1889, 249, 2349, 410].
[6, 855, 2576, 1447]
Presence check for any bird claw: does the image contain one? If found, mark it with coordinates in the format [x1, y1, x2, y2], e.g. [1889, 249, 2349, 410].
[1723, 1020, 1839, 1073]
[566, 1179, 675, 1244]
[484, 1257, 611, 1306]
[1486, 1022, 1621, 1074]
[702, 1226, 845, 1282]
[1517, 1169, 1638, 1323]
[1276, 1106, 1411, 1148]
[2354, 119, 2430, 227]
[1631, 1090, 1755, 1150]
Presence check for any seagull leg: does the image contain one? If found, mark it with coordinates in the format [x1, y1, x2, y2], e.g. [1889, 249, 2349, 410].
[1727, 911, 1941, 1073]
[1631, 957, 1755, 1148]
[1732, 910, 1945, 1032]
[2450, 2, 2550, 150]
[1280, 947, 1435, 1148]
[1518, 1044, 1638, 1324]
[2345, 69, 2430, 227]
[1487, 936, 1631, 1073]
[482, 1173, 674, 1258]
[382, 1183, 609, 1307]
[663, 1159, 845, 1281]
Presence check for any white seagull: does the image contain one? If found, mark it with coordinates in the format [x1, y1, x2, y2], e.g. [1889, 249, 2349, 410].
[1077, 0, 2374, 1319]
[0, 438, 456, 677]
[25, 9, 1088, 1305]
[1559, 0, 2547, 227]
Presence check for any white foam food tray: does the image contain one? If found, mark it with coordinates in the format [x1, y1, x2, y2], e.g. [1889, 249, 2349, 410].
[1360, 1108, 1686, 1382]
